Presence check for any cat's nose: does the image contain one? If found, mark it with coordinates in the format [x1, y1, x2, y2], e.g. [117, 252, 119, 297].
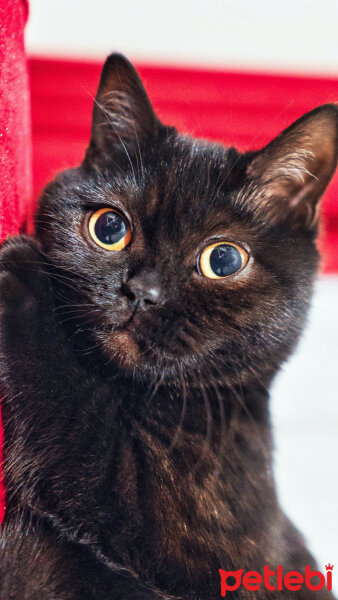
[122, 270, 162, 309]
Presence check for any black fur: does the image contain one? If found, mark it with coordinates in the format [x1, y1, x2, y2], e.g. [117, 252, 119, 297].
[0, 54, 337, 599]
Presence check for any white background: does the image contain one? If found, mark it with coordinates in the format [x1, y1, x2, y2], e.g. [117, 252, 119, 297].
[26, 0, 338, 593]
[26, 0, 338, 74]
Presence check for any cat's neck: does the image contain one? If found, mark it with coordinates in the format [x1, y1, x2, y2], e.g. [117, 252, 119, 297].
[135, 375, 273, 489]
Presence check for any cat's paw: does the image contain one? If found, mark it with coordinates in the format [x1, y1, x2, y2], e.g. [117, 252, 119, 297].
[0, 235, 51, 314]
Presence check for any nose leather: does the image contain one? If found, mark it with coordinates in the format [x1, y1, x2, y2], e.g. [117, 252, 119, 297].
[122, 269, 162, 309]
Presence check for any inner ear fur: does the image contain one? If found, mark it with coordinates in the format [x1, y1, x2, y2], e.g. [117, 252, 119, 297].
[88, 53, 160, 158]
[247, 104, 338, 229]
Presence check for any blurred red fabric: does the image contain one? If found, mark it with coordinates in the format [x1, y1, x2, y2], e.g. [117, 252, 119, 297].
[0, 0, 31, 523]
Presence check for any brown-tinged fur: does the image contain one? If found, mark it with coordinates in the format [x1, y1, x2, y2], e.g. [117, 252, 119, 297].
[0, 55, 337, 599]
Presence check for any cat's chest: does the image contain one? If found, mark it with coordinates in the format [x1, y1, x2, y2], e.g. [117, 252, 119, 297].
[111, 428, 232, 577]
[107, 420, 272, 585]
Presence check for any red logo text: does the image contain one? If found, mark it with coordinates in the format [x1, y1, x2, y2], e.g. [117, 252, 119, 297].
[219, 564, 334, 596]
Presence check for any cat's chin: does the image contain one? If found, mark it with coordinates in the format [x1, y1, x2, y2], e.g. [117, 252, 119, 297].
[100, 326, 179, 374]
[104, 329, 143, 369]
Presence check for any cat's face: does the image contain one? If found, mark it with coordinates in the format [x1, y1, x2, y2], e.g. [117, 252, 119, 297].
[36, 55, 338, 380]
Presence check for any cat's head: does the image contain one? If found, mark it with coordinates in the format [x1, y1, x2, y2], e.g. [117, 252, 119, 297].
[36, 54, 338, 382]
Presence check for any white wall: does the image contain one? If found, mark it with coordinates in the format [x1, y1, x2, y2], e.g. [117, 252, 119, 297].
[271, 277, 338, 589]
[26, 0, 338, 74]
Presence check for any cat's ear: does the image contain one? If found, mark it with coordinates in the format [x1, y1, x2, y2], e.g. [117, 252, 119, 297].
[246, 104, 338, 229]
[88, 53, 159, 158]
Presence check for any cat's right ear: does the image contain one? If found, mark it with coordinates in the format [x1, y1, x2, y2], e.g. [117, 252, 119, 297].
[245, 104, 338, 230]
[87, 53, 159, 160]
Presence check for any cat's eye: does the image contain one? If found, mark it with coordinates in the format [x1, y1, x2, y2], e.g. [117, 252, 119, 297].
[88, 208, 131, 251]
[198, 241, 248, 279]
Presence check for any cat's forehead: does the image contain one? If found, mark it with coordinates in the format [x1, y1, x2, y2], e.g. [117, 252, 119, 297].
[157, 134, 241, 199]
[111, 134, 244, 229]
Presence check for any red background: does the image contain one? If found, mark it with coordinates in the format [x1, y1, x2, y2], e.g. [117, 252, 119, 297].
[0, 0, 31, 524]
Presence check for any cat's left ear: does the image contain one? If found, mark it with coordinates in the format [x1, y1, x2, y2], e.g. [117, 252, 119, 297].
[247, 104, 338, 229]
[88, 53, 159, 158]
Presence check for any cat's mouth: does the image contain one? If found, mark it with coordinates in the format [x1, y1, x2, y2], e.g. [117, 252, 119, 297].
[119, 306, 138, 331]
[99, 304, 192, 371]
[102, 306, 146, 368]
[118, 301, 154, 333]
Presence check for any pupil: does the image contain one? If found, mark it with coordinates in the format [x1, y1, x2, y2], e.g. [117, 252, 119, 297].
[95, 211, 126, 245]
[209, 245, 242, 276]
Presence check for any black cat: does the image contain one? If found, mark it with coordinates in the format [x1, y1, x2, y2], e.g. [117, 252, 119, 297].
[0, 54, 337, 599]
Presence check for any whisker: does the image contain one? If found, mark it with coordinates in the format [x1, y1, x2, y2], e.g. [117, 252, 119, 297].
[168, 362, 187, 454]
[93, 98, 137, 186]
[191, 383, 213, 475]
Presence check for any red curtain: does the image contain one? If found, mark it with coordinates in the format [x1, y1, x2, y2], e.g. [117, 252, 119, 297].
[0, 0, 32, 522]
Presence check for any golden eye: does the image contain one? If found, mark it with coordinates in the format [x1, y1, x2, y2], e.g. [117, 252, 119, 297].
[88, 208, 131, 251]
[198, 242, 248, 279]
